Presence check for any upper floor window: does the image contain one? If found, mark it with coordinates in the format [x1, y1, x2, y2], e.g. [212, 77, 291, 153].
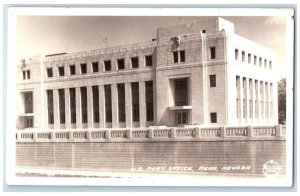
[22, 70, 30, 80]
[47, 68, 53, 77]
[70, 65, 76, 75]
[254, 55, 257, 65]
[210, 47, 216, 59]
[235, 49, 239, 60]
[259, 57, 262, 67]
[264, 59, 267, 68]
[131, 57, 139, 68]
[209, 75, 216, 87]
[248, 53, 251, 64]
[104, 60, 111, 71]
[242, 51, 245, 62]
[269, 61, 272, 69]
[117, 59, 125, 70]
[210, 113, 217, 123]
[92, 62, 99, 73]
[173, 50, 185, 63]
[58, 66, 64, 76]
[80, 63, 87, 74]
[145, 55, 152, 67]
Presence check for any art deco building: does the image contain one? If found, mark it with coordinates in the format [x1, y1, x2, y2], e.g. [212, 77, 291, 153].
[16, 17, 278, 130]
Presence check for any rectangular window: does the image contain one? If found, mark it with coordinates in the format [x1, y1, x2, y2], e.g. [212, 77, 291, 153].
[117, 83, 125, 122]
[270, 101, 273, 117]
[80, 63, 87, 74]
[70, 88, 76, 123]
[269, 61, 272, 69]
[265, 101, 269, 118]
[210, 47, 216, 59]
[58, 89, 65, 124]
[92, 62, 99, 73]
[210, 75, 216, 87]
[92, 86, 99, 123]
[243, 99, 247, 118]
[236, 76, 240, 88]
[47, 68, 53, 77]
[254, 55, 257, 65]
[81, 87, 87, 123]
[131, 57, 139, 68]
[180, 50, 185, 62]
[145, 55, 152, 67]
[24, 92, 33, 114]
[255, 101, 258, 118]
[146, 81, 154, 121]
[58, 66, 64, 76]
[104, 85, 112, 122]
[236, 99, 240, 118]
[27, 70, 30, 79]
[243, 77, 246, 89]
[264, 59, 267, 68]
[259, 57, 262, 67]
[131, 82, 140, 122]
[270, 83, 273, 100]
[210, 113, 217, 123]
[104, 60, 111, 71]
[248, 53, 251, 64]
[235, 49, 239, 60]
[173, 51, 178, 63]
[117, 59, 125, 70]
[260, 101, 264, 117]
[249, 79, 252, 90]
[70, 65, 76, 75]
[242, 51, 245, 62]
[22, 71, 26, 80]
[47, 90, 54, 124]
[249, 100, 253, 118]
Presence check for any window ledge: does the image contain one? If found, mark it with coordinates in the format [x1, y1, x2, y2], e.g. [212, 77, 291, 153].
[169, 106, 192, 110]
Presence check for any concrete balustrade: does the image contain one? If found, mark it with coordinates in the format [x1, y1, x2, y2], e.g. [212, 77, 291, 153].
[16, 125, 286, 143]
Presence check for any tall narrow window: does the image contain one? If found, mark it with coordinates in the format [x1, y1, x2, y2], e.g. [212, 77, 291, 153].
[146, 81, 154, 121]
[255, 101, 258, 118]
[210, 47, 216, 59]
[131, 82, 140, 122]
[92, 86, 99, 123]
[47, 68, 53, 77]
[249, 100, 253, 118]
[117, 59, 125, 70]
[210, 75, 216, 87]
[92, 62, 99, 73]
[180, 50, 185, 62]
[104, 85, 112, 122]
[173, 51, 179, 63]
[58, 66, 64, 76]
[81, 87, 87, 123]
[104, 60, 111, 71]
[81, 63, 87, 74]
[70, 88, 76, 123]
[259, 57, 262, 67]
[145, 55, 152, 67]
[22, 71, 26, 80]
[235, 49, 239, 60]
[242, 51, 245, 62]
[131, 57, 139, 68]
[24, 92, 33, 114]
[70, 65, 76, 75]
[254, 55, 257, 65]
[58, 89, 65, 124]
[236, 99, 240, 118]
[264, 59, 267, 68]
[47, 90, 54, 124]
[117, 83, 125, 122]
[243, 77, 246, 89]
[27, 70, 30, 79]
[269, 61, 272, 69]
[243, 99, 247, 118]
[248, 53, 251, 64]
[210, 113, 217, 123]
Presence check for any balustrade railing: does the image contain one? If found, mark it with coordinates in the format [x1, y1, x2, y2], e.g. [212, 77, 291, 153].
[16, 125, 285, 143]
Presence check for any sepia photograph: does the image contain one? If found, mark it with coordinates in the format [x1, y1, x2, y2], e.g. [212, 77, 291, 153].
[6, 7, 294, 187]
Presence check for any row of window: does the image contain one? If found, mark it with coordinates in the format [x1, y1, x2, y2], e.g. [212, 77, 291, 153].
[235, 49, 272, 69]
[172, 47, 216, 64]
[47, 81, 154, 126]
[236, 99, 273, 119]
[46, 55, 153, 78]
[22, 70, 30, 80]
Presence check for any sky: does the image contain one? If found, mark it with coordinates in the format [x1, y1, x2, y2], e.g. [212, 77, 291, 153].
[16, 16, 289, 79]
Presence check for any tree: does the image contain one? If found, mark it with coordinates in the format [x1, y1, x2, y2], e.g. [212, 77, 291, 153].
[278, 78, 286, 124]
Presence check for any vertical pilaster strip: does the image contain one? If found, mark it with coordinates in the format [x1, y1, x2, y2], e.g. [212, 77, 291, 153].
[65, 88, 71, 129]
[125, 82, 132, 128]
[111, 83, 118, 128]
[87, 86, 93, 128]
[139, 81, 146, 127]
[239, 77, 243, 124]
[99, 85, 105, 128]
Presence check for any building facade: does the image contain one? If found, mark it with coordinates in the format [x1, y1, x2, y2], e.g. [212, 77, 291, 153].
[16, 17, 278, 130]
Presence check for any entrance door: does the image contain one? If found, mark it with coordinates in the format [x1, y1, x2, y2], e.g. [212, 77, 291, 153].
[176, 111, 188, 126]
